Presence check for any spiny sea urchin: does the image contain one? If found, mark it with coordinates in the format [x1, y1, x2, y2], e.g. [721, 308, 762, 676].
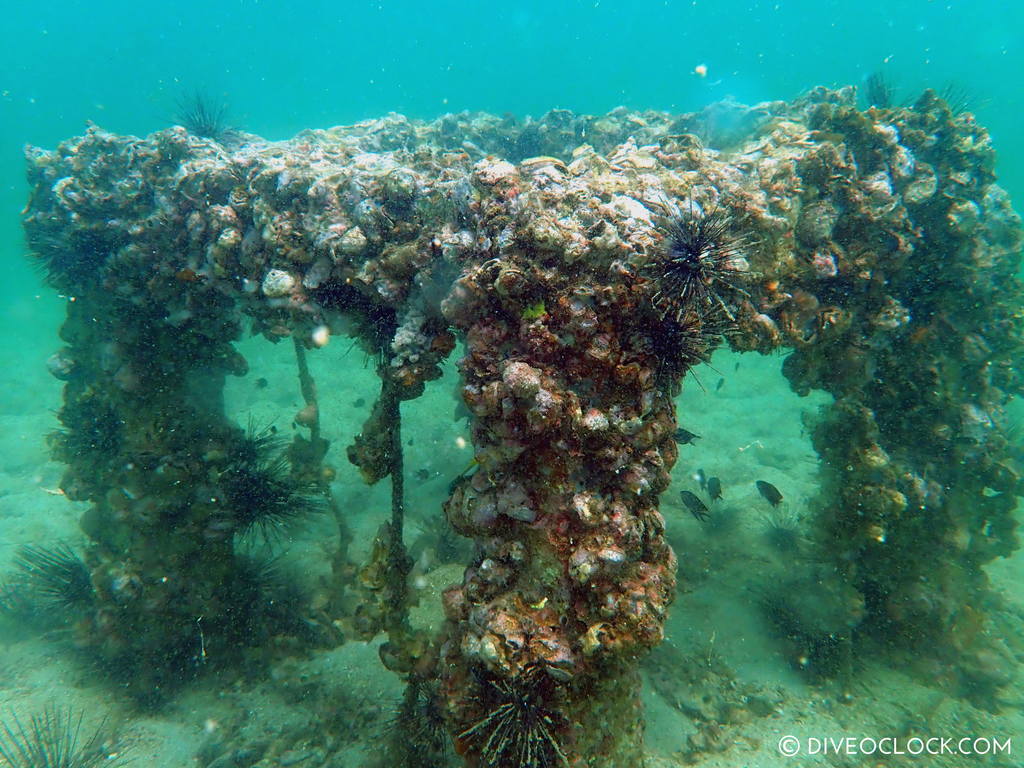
[11, 543, 94, 614]
[175, 90, 230, 141]
[864, 71, 896, 109]
[0, 704, 125, 768]
[232, 418, 289, 468]
[760, 507, 805, 555]
[25, 228, 119, 292]
[645, 306, 731, 387]
[224, 551, 311, 642]
[50, 396, 123, 462]
[646, 202, 748, 323]
[459, 666, 569, 768]
[214, 421, 325, 541]
[388, 678, 450, 766]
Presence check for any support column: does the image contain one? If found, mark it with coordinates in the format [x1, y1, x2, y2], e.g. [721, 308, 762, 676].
[438, 159, 680, 766]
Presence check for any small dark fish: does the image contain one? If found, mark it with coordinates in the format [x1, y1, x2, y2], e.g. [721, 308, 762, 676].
[680, 490, 710, 522]
[415, 468, 431, 481]
[353, 397, 366, 408]
[715, 378, 725, 392]
[756, 480, 783, 507]
[707, 476, 722, 501]
[734, 361, 740, 371]
[695, 468, 707, 490]
[673, 427, 702, 445]
[254, 377, 269, 389]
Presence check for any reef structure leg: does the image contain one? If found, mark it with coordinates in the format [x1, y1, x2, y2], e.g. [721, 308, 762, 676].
[770, 91, 1024, 700]
[439, 183, 679, 765]
[24, 127, 332, 699]
[46, 283, 249, 699]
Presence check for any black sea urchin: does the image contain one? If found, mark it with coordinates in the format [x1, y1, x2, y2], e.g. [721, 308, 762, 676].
[646, 306, 729, 387]
[460, 666, 569, 768]
[11, 543, 94, 614]
[865, 71, 895, 109]
[175, 90, 230, 141]
[215, 423, 325, 541]
[233, 418, 289, 468]
[647, 203, 747, 323]
[26, 228, 119, 292]
[0, 704, 125, 768]
[50, 396, 123, 462]
[388, 678, 450, 766]
[224, 551, 312, 643]
[761, 507, 804, 555]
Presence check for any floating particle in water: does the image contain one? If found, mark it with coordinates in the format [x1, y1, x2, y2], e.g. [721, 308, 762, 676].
[311, 324, 331, 347]
[707, 477, 722, 501]
[680, 490, 710, 522]
[673, 427, 702, 445]
[756, 480, 783, 507]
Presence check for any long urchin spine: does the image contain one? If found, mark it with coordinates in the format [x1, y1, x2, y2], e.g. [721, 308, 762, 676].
[459, 667, 569, 768]
[647, 201, 747, 323]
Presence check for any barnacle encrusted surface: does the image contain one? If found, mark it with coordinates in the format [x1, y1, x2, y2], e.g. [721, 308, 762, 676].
[24, 86, 1023, 761]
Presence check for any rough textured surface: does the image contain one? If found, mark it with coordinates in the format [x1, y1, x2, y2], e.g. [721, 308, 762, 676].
[22, 86, 1023, 762]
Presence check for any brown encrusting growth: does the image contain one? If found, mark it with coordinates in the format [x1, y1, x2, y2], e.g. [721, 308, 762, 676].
[23, 85, 1022, 757]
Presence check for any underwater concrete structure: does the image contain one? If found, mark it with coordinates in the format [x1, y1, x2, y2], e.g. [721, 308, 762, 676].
[23, 86, 1022, 765]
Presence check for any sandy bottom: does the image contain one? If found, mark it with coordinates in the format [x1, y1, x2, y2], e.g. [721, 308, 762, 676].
[1, 298, 1021, 767]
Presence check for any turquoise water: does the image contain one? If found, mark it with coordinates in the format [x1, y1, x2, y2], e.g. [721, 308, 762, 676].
[4, 1, 1023, 351]
[1, 1, 1022, 765]
[3, 1, 1023, 299]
